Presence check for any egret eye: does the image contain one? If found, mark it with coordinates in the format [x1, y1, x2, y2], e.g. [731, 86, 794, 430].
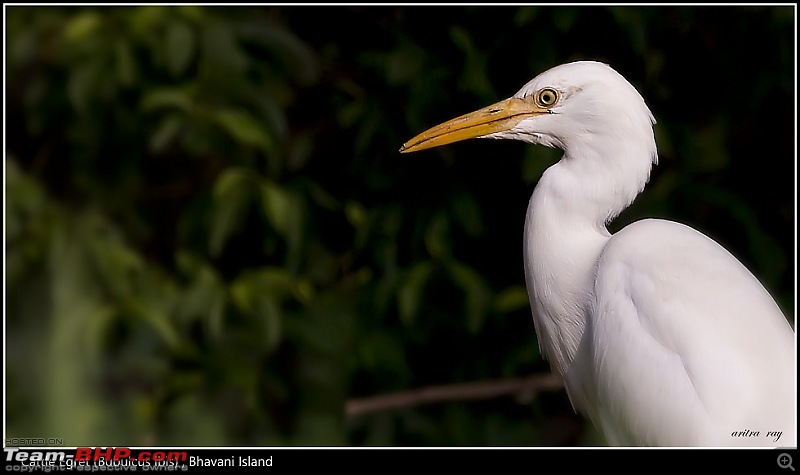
[536, 88, 559, 107]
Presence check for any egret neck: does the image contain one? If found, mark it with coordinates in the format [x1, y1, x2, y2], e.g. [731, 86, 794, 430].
[523, 134, 655, 377]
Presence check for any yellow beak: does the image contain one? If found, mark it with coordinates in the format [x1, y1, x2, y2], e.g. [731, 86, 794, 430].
[399, 97, 548, 153]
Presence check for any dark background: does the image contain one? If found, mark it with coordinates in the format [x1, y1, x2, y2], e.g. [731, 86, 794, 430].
[5, 5, 795, 446]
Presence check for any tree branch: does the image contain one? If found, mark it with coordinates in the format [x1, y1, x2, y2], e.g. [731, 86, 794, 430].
[346, 372, 563, 418]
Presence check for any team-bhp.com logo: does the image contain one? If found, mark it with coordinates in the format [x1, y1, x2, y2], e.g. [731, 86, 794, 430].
[5, 447, 188, 471]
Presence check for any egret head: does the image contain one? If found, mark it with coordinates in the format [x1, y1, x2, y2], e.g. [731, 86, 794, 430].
[400, 61, 657, 165]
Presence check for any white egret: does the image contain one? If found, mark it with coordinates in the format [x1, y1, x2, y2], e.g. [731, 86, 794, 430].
[400, 61, 795, 446]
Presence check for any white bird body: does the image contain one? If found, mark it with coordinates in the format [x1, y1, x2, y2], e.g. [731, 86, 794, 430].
[530, 213, 795, 446]
[401, 61, 796, 446]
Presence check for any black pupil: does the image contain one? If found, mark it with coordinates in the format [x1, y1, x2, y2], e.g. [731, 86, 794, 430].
[542, 91, 553, 103]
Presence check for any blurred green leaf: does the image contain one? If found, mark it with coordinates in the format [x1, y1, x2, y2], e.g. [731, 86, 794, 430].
[397, 261, 434, 326]
[231, 267, 295, 307]
[165, 20, 195, 78]
[448, 261, 491, 334]
[148, 114, 183, 152]
[174, 252, 227, 340]
[345, 201, 367, 229]
[449, 25, 493, 97]
[64, 11, 102, 42]
[200, 20, 247, 77]
[139, 305, 183, 352]
[684, 119, 729, 173]
[384, 41, 426, 85]
[260, 180, 294, 236]
[68, 63, 101, 113]
[492, 286, 530, 314]
[213, 108, 273, 152]
[357, 330, 408, 374]
[450, 192, 484, 237]
[208, 167, 258, 256]
[129, 6, 167, 36]
[239, 21, 319, 85]
[140, 87, 194, 112]
[424, 212, 450, 259]
[230, 268, 296, 352]
[161, 393, 229, 445]
[114, 39, 138, 87]
[88, 237, 145, 299]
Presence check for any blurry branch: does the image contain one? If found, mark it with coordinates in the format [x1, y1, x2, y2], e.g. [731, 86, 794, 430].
[346, 373, 563, 418]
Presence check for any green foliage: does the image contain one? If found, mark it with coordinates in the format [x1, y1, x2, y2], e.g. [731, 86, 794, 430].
[6, 6, 794, 446]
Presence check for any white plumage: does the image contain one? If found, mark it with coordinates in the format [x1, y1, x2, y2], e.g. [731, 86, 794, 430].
[401, 61, 795, 446]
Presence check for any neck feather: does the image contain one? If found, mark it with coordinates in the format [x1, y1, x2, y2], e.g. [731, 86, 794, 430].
[523, 138, 655, 376]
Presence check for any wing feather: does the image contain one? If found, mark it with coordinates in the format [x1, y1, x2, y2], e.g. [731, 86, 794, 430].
[570, 219, 795, 446]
